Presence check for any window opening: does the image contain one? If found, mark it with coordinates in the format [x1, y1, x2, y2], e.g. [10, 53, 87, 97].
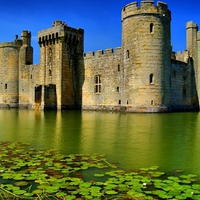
[151, 100, 154, 105]
[150, 23, 154, 33]
[150, 73, 154, 84]
[126, 50, 130, 59]
[94, 75, 101, 94]
[117, 87, 120, 92]
[119, 100, 121, 105]
[118, 64, 120, 72]
[5, 84, 7, 90]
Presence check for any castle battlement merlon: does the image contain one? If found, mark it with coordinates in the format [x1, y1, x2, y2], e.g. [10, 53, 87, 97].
[172, 50, 190, 63]
[122, 1, 170, 20]
[84, 47, 122, 58]
[38, 20, 83, 45]
[21, 30, 31, 37]
[186, 21, 198, 30]
[21, 30, 31, 46]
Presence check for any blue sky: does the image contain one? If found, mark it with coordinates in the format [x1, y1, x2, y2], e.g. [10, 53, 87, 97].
[0, 0, 199, 64]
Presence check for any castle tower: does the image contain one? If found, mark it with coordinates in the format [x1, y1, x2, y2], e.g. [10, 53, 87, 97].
[186, 21, 198, 59]
[38, 20, 84, 110]
[0, 39, 21, 108]
[19, 30, 33, 65]
[122, 1, 171, 112]
[187, 21, 200, 108]
[18, 30, 33, 108]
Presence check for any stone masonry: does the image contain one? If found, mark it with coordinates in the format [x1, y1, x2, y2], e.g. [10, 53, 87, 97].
[0, 1, 199, 112]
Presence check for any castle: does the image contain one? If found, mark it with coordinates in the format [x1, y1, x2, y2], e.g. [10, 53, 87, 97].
[0, 1, 200, 112]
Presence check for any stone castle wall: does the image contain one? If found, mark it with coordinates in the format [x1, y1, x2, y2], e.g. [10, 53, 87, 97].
[0, 1, 199, 112]
[171, 60, 192, 110]
[121, 1, 171, 112]
[38, 21, 84, 110]
[83, 48, 123, 111]
[0, 42, 21, 108]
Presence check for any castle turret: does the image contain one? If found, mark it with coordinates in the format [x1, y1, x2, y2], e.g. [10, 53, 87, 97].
[0, 40, 21, 108]
[122, 0, 171, 112]
[20, 30, 33, 65]
[187, 21, 200, 109]
[18, 30, 33, 108]
[186, 21, 198, 58]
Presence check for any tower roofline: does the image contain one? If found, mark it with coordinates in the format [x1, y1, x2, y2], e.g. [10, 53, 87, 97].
[122, 1, 170, 21]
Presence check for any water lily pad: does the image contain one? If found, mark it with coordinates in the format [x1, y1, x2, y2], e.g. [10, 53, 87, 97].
[13, 189, 27, 195]
[105, 190, 118, 195]
[56, 192, 66, 197]
[32, 189, 43, 194]
[14, 181, 29, 187]
[45, 186, 59, 193]
[94, 173, 105, 177]
[23, 192, 34, 197]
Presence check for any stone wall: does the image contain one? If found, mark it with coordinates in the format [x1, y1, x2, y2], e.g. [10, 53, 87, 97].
[38, 21, 84, 110]
[121, 1, 171, 112]
[0, 2, 199, 112]
[0, 42, 21, 108]
[83, 48, 123, 111]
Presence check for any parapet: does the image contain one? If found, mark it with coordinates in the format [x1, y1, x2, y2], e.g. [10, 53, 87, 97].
[52, 20, 64, 27]
[172, 50, 189, 63]
[38, 20, 84, 46]
[186, 21, 198, 30]
[21, 30, 31, 46]
[21, 30, 31, 37]
[122, 1, 171, 21]
[84, 47, 122, 58]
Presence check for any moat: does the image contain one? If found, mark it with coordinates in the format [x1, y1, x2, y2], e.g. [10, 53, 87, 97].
[0, 109, 200, 176]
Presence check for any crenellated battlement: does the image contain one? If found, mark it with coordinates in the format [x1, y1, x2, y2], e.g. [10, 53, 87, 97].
[21, 30, 31, 46]
[84, 47, 122, 58]
[0, 1, 199, 112]
[187, 21, 200, 41]
[38, 20, 84, 46]
[171, 50, 190, 63]
[122, 1, 171, 21]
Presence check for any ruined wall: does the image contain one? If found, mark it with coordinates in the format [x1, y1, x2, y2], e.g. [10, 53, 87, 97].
[83, 48, 123, 111]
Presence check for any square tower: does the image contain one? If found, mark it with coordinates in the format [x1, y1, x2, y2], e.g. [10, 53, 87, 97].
[38, 20, 84, 110]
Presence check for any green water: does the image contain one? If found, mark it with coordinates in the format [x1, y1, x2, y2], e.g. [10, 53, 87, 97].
[0, 109, 200, 175]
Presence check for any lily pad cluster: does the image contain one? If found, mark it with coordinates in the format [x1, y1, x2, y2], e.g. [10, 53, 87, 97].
[0, 141, 199, 199]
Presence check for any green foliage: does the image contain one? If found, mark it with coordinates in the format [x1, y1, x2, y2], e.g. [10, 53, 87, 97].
[0, 141, 199, 199]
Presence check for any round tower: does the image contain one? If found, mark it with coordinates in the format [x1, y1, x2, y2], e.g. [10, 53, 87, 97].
[122, 0, 171, 112]
[0, 42, 21, 107]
